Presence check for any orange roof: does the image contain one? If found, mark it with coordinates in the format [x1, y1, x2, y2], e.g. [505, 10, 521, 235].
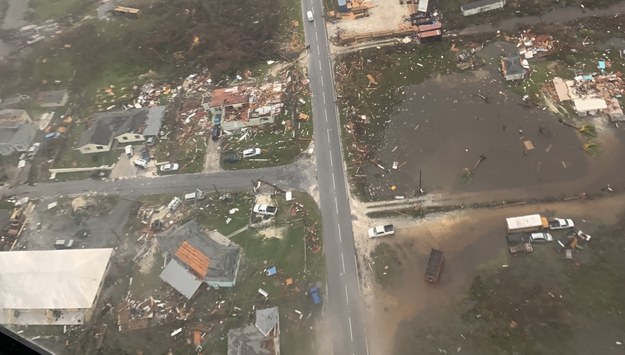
[419, 30, 442, 39]
[175, 241, 210, 279]
[417, 23, 441, 32]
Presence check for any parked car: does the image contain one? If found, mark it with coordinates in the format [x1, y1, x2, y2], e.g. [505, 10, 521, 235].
[211, 126, 221, 141]
[134, 158, 148, 169]
[140, 149, 151, 162]
[529, 232, 553, 243]
[548, 218, 574, 230]
[54, 239, 74, 249]
[309, 287, 321, 304]
[368, 224, 395, 238]
[242, 148, 261, 158]
[159, 163, 179, 172]
[125, 145, 133, 158]
[222, 151, 242, 163]
[306, 10, 314, 22]
[253, 204, 278, 216]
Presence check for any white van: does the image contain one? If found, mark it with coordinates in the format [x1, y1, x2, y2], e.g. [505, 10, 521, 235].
[125, 145, 133, 158]
[306, 10, 314, 22]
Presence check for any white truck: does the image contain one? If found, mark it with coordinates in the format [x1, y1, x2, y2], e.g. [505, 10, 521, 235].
[547, 218, 574, 230]
[253, 204, 278, 216]
[368, 224, 395, 238]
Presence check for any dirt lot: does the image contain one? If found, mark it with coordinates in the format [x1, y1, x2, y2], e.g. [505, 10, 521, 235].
[363, 195, 625, 355]
[327, 0, 411, 37]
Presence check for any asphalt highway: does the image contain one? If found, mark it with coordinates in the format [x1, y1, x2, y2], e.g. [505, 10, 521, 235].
[302, 4, 370, 355]
[7, 165, 303, 199]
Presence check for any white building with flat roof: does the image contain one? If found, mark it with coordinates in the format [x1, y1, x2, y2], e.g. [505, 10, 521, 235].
[573, 98, 608, 117]
[0, 248, 114, 325]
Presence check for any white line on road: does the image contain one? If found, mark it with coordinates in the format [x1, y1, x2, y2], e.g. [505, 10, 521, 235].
[344, 284, 349, 304]
[348, 316, 354, 341]
[338, 228, 342, 242]
[326, 130, 331, 142]
[365, 339, 370, 355]
[329, 152, 333, 167]
[321, 74, 324, 87]
[335, 198, 339, 214]
[341, 253, 346, 273]
[332, 174, 336, 190]
[315, 30, 319, 41]
[322, 90, 326, 103]
[354, 255, 358, 271]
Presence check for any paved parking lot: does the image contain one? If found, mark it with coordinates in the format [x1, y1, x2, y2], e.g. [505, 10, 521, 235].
[15, 197, 135, 251]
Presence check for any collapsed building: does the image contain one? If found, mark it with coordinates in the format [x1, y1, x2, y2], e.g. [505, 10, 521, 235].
[551, 73, 625, 120]
[201, 82, 285, 131]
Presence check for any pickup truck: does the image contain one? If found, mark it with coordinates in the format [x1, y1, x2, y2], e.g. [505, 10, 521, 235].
[548, 218, 574, 230]
[368, 224, 395, 238]
[253, 204, 278, 216]
[425, 248, 444, 283]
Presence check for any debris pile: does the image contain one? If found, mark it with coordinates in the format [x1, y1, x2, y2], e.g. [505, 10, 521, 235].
[116, 295, 192, 331]
[547, 73, 625, 120]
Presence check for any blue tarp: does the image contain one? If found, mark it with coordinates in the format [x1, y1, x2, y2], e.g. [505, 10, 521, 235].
[598, 61, 606, 70]
[265, 266, 277, 276]
[310, 287, 321, 304]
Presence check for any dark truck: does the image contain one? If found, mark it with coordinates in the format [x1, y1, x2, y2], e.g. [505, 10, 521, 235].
[425, 248, 444, 283]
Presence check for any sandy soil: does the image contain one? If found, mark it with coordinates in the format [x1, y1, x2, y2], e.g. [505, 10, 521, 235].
[202, 138, 222, 172]
[327, 0, 412, 36]
[363, 194, 625, 355]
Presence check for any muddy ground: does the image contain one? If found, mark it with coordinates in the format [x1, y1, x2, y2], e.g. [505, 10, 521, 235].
[364, 195, 625, 355]
[353, 40, 625, 202]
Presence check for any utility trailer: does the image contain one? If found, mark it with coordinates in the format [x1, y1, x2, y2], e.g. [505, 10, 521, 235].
[425, 248, 444, 283]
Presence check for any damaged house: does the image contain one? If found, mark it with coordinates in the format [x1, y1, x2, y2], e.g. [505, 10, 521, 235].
[202, 83, 284, 131]
[157, 220, 242, 299]
[501, 55, 527, 81]
[0, 109, 36, 156]
[228, 307, 280, 355]
[77, 106, 165, 154]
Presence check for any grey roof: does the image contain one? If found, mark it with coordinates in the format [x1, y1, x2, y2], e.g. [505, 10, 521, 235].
[9, 124, 35, 146]
[0, 109, 29, 128]
[157, 219, 241, 286]
[502, 56, 525, 76]
[159, 260, 202, 299]
[227, 325, 274, 355]
[77, 106, 165, 147]
[255, 307, 279, 336]
[0, 96, 24, 109]
[143, 106, 165, 137]
[35, 89, 68, 107]
[461, 0, 503, 11]
[0, 124, 35, 148]
[0, 210, 10, 230]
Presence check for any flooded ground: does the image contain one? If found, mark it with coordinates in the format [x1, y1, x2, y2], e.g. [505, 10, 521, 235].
[362, 61, 625, 201]
[365, 195, 625, 355]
